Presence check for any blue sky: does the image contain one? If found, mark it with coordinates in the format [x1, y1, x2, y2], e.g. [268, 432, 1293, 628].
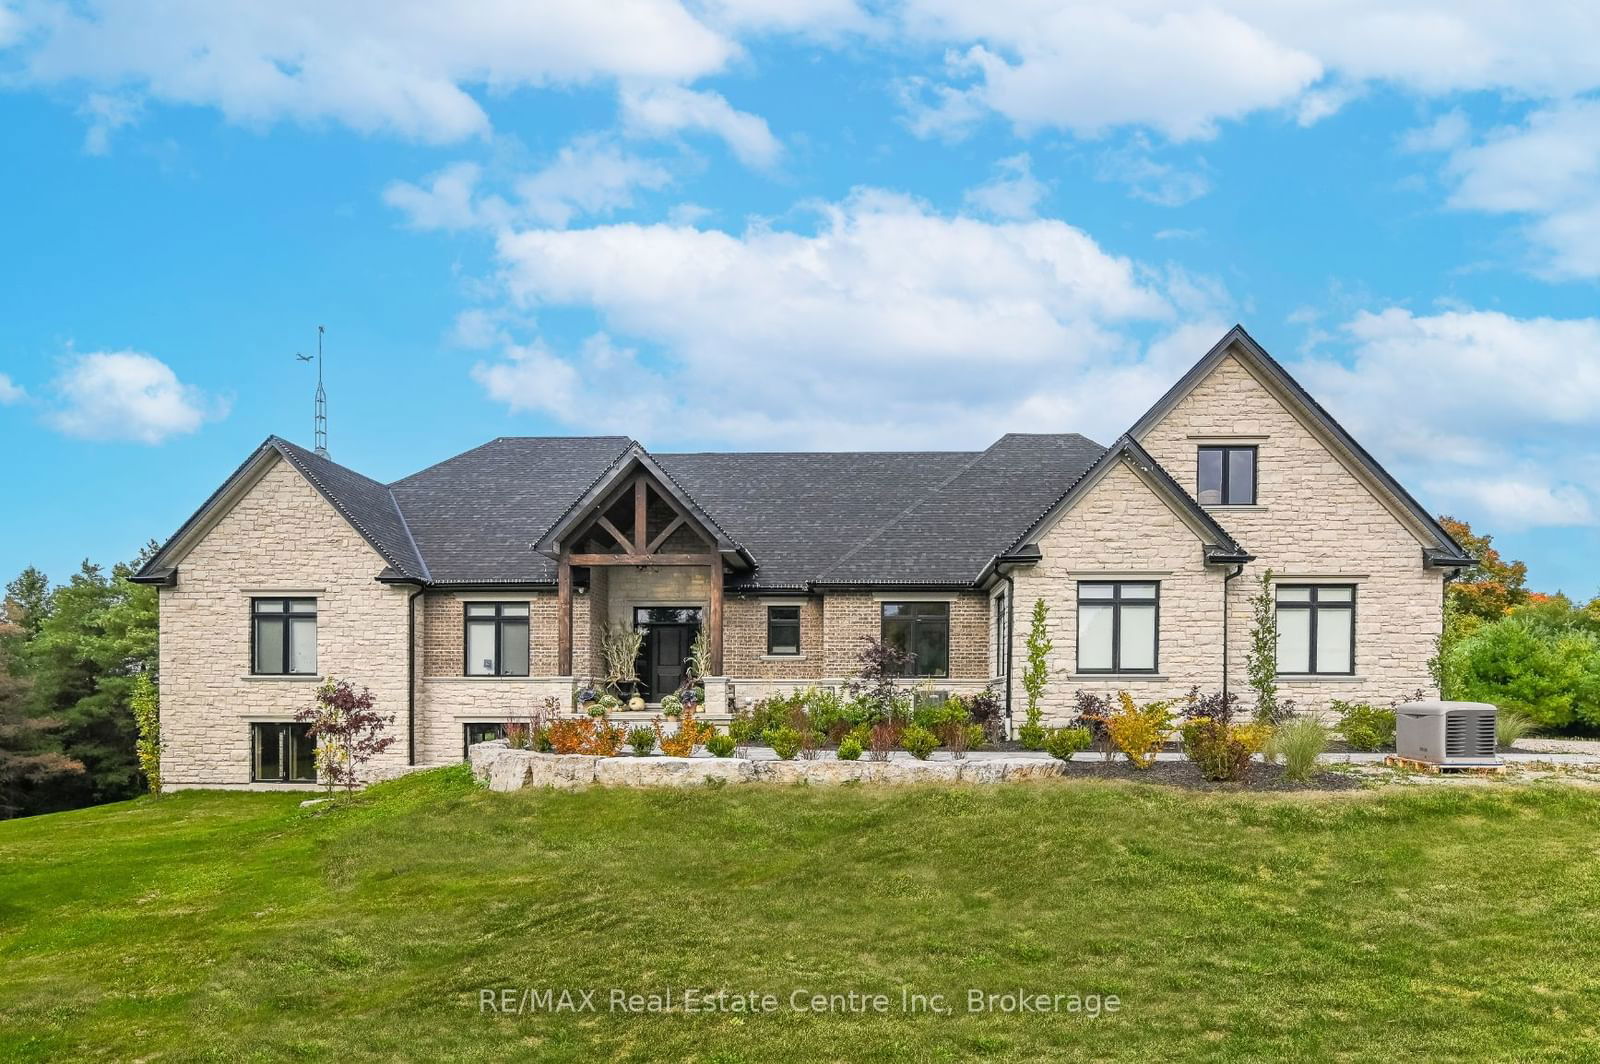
[2, 2, 1598, 595]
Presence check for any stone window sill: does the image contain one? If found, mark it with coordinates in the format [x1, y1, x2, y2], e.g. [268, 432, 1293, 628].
[240, 674, 324, 682]
[760, 653, 806, 662]
[1277, 674, 1364, 684]
[1202, 504, 1267, 512]
[1069, 674, 1168, 683]
[426, 676, 558, 684]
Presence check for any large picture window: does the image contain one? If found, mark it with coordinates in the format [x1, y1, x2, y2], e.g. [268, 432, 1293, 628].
[1076, 582, 1159, 673]
[1276, 585, 1355, 675]
[1197, 445, 1257, 506]
[766, 605, 801, 655]
[881, 601, 950, 678]
[252, 722, 317, 782]
[252, 598, 317, 675]
[465, 602, 530, 676]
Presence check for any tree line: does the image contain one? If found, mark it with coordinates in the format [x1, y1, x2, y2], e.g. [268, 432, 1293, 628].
[1, 546, 157, 818]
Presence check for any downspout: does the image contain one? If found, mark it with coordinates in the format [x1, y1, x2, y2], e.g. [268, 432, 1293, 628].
[407, 586, 424, 765]
[1003, 571, 1016, 741]
[1221, 563, 1245, 696]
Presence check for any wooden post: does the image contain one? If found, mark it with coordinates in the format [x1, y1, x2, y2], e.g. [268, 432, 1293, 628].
[707, 557, 724, 676]
[633, 477, 647, 553]
[557, 557, 573, 676]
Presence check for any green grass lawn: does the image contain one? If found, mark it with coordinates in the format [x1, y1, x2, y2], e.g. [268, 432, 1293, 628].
[4, 770, 1600, 1062]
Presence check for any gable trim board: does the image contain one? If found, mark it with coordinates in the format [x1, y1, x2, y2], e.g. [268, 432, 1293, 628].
[1128, 324, 1472, 568]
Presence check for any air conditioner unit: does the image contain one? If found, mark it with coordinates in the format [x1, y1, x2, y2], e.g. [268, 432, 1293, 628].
[1395, 701, 1500, 767]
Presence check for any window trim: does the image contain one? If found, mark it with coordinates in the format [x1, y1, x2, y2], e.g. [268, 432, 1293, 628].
[250, 722, 317, 783]
[879, 601, 951, 679]
[462, 602, 531, 677]
[765, 605, 802, 657]
[1274, 584, 1356, 676]
[1197, 444, 1258, 507]
[249, 597, 317, 676]
[1075, 581, 1161, 675]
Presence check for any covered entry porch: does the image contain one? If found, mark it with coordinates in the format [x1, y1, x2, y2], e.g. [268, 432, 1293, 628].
[535, 446, 753, 712]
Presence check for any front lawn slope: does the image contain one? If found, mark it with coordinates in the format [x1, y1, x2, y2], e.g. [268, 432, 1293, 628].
[3, 769, 1598, 1062]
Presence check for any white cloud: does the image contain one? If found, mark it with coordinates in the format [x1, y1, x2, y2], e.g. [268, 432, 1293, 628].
[6, 0, 739, 144]
[1441, 99, 1600, 278]
[1400, 109, 1470, 154]
[78, 92, 142, 155]
[1095, 137, 1210, 206]
[963, 153, 1047, 219]
[896, 2, 1600, 140]
[48, 351, 227, 444]
[619, 85, 781, 168]
[384, 162, 496, 231]
[515, 137, 674, 226]
[0, 373, 24, 403]
[384, 138, 672, 231]
[1294, 308, 1600, 529]
[475, 188, 1214, 448]
[473, 334, 670, 427]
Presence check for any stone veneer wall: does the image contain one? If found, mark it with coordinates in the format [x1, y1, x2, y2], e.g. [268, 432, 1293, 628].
[157, 456, 413, 788]
[1009, 460, 1226, 723]
[1136, 351, 1444, 715]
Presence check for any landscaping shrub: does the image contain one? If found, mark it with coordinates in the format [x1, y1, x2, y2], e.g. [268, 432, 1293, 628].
[866, 720, 900, 762]
[1067, 689, 1116, 760]
[659, 694, 683, 719]
[1496, 710, 1537, 750]
[1105, 692, 1176, 770]
[1267, 717, 1329, 782]
[627, 725, 658, 756]
[900, 725, 938, 760]
[1181, 716, 1272, 782]
[1445, 616, 1600, 729]
[131, 672, 161, 794]
[1043, 726, 1091, 761]
[1334, 701, 1397, 751]
[1020, 598, 1052, 748]
[705, 733, 736, 758]
[767, 727, 802, 760]
[660, 709, 714, 757]
[295, 678, 397, 794]
[836, 735, 863, 761]
[505, 723, 532, 750]
[967, 686, 1005, 743]
[547, 717, 626, 756]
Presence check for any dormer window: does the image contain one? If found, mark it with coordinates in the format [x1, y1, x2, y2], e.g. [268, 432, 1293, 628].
[1198, 445, 1256, 506]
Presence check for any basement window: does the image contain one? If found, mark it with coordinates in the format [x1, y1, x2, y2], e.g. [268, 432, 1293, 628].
[766, 606, 801, 656]
[463, 722, 508, 758]
[1198, 445, 1257, 506]
[1276, 585, 1355, 675]
[251, 598, 317, 675]
[252, 722, 317, 783]
[465, 602, 530, 677]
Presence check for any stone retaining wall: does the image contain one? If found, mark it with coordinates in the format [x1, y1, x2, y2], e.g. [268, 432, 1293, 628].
[469, 742, 1070, 791]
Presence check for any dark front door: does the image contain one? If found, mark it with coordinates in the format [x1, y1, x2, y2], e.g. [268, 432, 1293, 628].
[633, 607, 702, 702]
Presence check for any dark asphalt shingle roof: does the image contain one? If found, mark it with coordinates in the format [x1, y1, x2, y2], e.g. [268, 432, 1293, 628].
[143, 432, 1138, 589]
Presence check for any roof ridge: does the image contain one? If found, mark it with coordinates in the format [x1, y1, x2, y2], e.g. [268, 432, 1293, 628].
[533, 438, 644, 548]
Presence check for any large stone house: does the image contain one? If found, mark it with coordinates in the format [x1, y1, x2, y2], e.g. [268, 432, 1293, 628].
[134, 326, 1471, 789]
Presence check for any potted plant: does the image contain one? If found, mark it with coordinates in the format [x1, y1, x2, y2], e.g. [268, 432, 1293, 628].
[660, 693, 684, 719]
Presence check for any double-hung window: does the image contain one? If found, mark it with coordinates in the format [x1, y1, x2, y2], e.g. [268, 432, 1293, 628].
[766, 606, 801, 656]
[1275, 585, 1355, 675]
[252, 722, 317, 782]
[881, 602, 950, 678]
[1076, 582, 1159, 673]
[1198, 445, 1257, 506]
[252, 598, 317, 675]
[465, 602, 530, 676]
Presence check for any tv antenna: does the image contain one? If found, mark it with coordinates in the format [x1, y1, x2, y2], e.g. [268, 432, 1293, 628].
[296, 326, 329, 457]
